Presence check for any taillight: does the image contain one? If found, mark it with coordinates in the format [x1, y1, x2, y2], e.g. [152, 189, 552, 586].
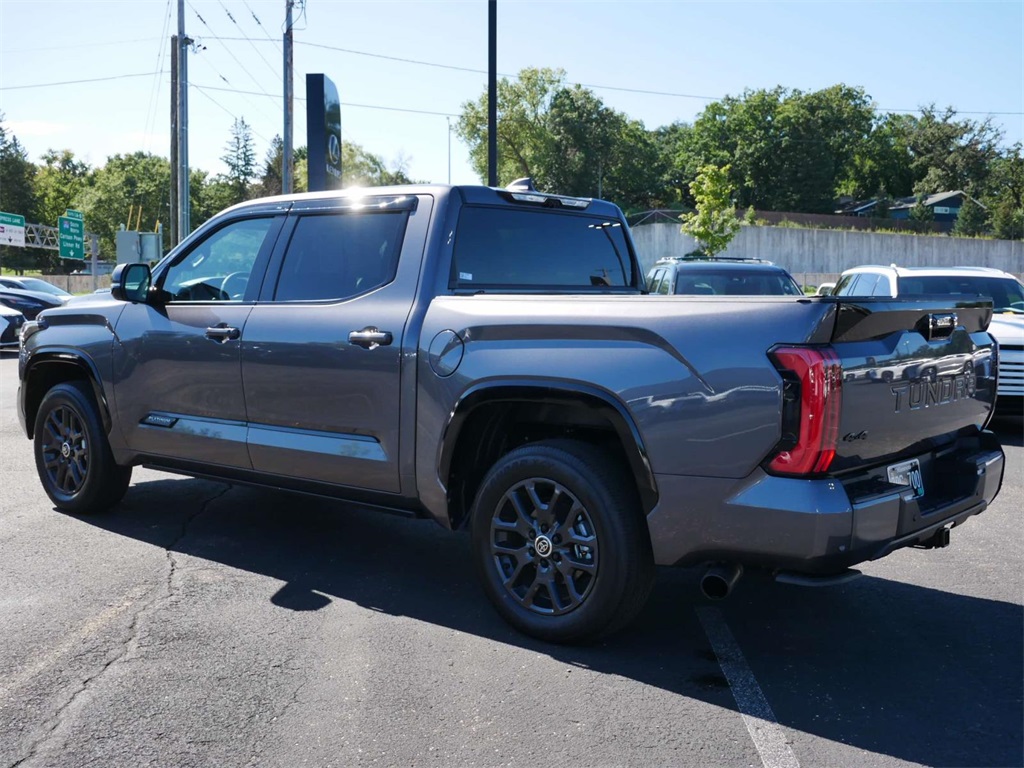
[766, 346, 843, 475]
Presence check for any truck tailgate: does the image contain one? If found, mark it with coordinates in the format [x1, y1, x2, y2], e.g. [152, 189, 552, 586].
[826, 297, 997, 472]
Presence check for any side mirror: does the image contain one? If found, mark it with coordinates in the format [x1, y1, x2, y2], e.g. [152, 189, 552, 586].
[110, 263, 152, 303]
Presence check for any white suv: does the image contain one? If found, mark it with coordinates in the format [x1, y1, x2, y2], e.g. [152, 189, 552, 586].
[834, 265, 1024, 414]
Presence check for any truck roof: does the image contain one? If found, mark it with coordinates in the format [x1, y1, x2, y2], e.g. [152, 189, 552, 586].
[221, 184, 626, 220]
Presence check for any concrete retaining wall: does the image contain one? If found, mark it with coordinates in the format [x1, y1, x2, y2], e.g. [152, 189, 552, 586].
[631, 223, 1024, 287]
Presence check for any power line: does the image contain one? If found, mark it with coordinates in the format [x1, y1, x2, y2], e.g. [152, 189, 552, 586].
[216, 0, 279, 80]
[290, 38, 1024, 119]
[239, 0, 282, 52]
[186, 0, 276, 99]
[191, 81, 460, 117]
[1, 37, 161, 53]
[141, 0, 174, 155]
[0, 72, 165, 91]
[190, 84, 274, 146]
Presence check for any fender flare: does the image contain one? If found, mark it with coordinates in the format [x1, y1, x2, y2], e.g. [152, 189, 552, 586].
[21, 348, 112, 439]
[439, 378, 658, 513]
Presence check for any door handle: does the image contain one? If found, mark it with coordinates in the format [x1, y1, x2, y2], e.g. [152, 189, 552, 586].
[205, 325, 241, 342]
[348, 327, 393, 350]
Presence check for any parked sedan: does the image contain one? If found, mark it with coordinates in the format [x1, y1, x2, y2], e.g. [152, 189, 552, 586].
[0, 304, 26, 348]
[0, 276, 72, 303]
[0, 286, 64, 320]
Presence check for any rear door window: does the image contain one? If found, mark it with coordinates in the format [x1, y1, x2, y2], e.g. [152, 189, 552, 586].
[452, 207, 635, 289]
[272, 211, 409, 302]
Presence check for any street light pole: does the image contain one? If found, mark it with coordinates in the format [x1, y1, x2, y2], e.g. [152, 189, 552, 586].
[282, 0, 295, 194]
[487, 0, 497, 186]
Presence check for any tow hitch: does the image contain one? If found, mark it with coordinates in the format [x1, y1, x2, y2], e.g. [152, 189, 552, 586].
[915, 526, 952, 550]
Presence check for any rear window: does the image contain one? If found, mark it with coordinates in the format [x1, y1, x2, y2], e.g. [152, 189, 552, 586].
[673, 269, 803, 296]
[452, 206, 635, 289]
[897, 275, 1024, 312]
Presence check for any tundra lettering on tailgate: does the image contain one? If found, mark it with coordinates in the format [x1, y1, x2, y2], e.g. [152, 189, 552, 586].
[891, 370, 977, 412]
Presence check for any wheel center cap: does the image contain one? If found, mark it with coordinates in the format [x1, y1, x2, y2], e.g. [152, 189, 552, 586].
[60, 442, 71, 459]
[534, 535, 553, 558]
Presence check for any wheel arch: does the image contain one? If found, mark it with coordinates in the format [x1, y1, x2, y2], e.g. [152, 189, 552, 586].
[439, 380, 657, 529]
[22, 351, 111, 440]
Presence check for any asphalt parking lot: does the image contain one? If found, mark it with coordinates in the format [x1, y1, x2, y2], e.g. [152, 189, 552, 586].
[1, 349, 1021, 768]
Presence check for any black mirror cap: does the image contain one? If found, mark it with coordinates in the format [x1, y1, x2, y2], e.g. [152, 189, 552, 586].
[110, 263, 152, 303]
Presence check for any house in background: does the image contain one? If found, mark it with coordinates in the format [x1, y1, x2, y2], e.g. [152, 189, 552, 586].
[835, 190, 984, 227]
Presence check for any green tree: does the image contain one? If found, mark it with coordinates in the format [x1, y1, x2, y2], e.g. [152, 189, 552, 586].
[984, 144, 1023, 240]
[684, 85, 876, 213]
[34, 149, 92, 224]
[341, 141, 411, 187]
[0, 116, 39, 272]
[841, 113, 917, 199]
[909, 194, 934, 223]
[457, 67, 664, 208]
[77, 152, 172, 258]
[220, 117, 257, 204]
[952, 193, 989, 237]
[457, 67, 564, 187]
[680, 164, 740, 257]
[909, 106, 1003, 195]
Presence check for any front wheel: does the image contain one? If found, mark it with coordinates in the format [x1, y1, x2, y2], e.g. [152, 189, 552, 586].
[470, 439, 654, 644]
[33, 381, 132, 514]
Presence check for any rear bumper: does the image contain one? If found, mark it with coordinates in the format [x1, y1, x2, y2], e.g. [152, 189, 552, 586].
[645, 430, 1005, 571]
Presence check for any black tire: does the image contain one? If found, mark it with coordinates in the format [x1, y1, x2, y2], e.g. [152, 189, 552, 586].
[470, 439, 654, 644]
[33, 381, 132, 514]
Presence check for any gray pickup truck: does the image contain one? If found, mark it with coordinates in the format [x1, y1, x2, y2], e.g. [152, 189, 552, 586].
[17, 182, 1005, 643]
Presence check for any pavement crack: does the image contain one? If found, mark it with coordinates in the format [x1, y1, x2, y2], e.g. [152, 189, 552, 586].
[8, 484, 233, 768]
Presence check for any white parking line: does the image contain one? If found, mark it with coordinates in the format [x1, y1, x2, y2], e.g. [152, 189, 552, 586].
[698, 606, 800, 768]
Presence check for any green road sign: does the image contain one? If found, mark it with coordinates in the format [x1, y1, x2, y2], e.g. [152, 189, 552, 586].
[65, 209, 84, 221]
[0, 211, 26, 247]
[58, 215, 85, 260]
[0, 212, 26, 227]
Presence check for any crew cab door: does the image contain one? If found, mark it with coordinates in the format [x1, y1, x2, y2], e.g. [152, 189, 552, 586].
[240, 195, 428, 494]
[113, 213, 284, 468]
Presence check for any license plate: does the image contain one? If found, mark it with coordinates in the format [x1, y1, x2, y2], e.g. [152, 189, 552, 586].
[887, 458, 925, 498]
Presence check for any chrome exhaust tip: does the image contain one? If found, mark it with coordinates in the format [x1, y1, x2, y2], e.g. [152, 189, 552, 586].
[700, 563, 744, 600]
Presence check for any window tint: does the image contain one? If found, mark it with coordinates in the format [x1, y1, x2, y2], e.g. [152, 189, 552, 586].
[833, 274, 857, 296]
[898, 275, 1024, 311]
[656, 270, 672, 295]
[646, 269, 664, 292]
[453, 207, 634, 289]
[672, 269, 803, 296]
[162, 217, 274, 302]
[274, 211, 408, 302]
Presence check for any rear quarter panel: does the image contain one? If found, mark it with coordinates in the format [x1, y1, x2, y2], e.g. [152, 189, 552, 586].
[416, 294, 839, 517]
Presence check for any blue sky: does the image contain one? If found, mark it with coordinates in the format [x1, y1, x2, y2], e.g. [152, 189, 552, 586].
[1, 0, 1021, 192]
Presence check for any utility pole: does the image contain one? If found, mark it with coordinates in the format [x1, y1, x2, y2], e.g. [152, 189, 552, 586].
[177, 0, 191, 237]
[169, 34, 179, 246]
[446, 117, 451, 184]
[282, 0, 295, 194]
[487, 0, 497, 186]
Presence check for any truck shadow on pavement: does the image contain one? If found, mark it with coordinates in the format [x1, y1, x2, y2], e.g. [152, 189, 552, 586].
[76, 477, 1022, 768]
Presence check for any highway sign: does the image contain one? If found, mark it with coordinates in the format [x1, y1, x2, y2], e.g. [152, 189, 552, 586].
[65, 209, 84, 221]
[0, 212, 26, 247]
[58, 215, 85, 260]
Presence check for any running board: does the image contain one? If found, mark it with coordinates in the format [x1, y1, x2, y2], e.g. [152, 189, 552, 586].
[774, 569, 863, 587]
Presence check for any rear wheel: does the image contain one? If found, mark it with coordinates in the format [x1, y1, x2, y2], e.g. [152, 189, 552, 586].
[34, 381, 132, 514]
[470, 439, 654, 644]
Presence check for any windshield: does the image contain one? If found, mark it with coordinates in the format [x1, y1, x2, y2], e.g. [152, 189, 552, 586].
[897, 275, 1024, 313]
[17, 278, 71, 297]
[673, 269, 803, 296]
